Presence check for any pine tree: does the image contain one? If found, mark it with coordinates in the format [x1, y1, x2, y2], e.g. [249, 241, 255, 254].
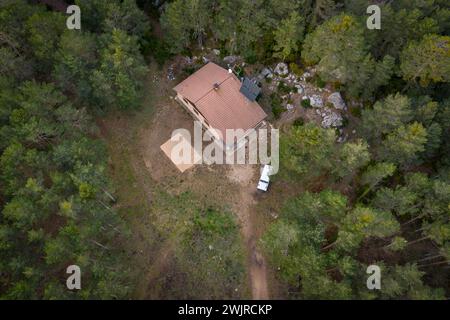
[333, 140, 370, 180]
[360, 94, 413, 142]
[330, 207, 400, 252]
[53, 32, 98, 106]
[279, 123, 336, 180]
[91, 30, 148, 110]
[359, 162, 397, 201]
[273, 12, 304, 60]
[400, 34, 450, 87]
[378, 122, 428, 167]
[302, 14, 393, 98]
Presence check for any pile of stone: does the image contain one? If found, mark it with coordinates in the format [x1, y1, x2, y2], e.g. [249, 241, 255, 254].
[167, 65, 175, 81]
[317, 108, 343, 128]
[261, 63, 349, 132]
[327, 92, 347, 110]
[274, 62, 289, 76]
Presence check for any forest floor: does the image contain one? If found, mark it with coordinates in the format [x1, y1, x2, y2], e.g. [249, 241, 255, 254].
[97, 62, 283, 299]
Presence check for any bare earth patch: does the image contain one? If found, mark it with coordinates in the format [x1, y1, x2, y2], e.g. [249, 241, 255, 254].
[226, 165, 270, 299]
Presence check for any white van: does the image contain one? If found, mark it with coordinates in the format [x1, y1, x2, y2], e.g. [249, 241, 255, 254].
[257, 165, 272, 192]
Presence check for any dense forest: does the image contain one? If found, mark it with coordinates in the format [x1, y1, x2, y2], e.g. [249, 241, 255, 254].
[0, 0, 449, 299]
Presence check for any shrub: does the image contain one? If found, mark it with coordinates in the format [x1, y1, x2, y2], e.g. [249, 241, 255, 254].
[316, 77, 326, 88]
[341, 116, 349, 127]
[244, 51, 258, 64]
[301, 98, 311, 108]
[289, 63, 304, 76]
[183, 66, 196, 76]
[142, 34, 172, 66]
[293, 117, 304, 127]
[270, 93, 284, 119]
[349, 106, 361, 117]
[332, 81, 343, 91]
[272, 105, 284, 119]
[277, 81, 292, 95]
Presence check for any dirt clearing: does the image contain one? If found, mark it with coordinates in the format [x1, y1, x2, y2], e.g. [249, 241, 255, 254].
[98, 62, 275, 299]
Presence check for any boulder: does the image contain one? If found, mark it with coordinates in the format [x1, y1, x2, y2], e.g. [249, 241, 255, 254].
[310, 95, 324, 108]
[327, 92, 347, 110]
[295, 84, 304, 94]
[212, 49, 220, 56]
[255, 68, 272, 82]
[223, 55, 238, 64]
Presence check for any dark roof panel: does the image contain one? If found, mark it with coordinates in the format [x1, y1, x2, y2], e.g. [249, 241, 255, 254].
[240, 77, 261, 102]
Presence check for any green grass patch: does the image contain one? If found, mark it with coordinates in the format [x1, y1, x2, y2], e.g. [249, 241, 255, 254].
[151, 192, 248, 299]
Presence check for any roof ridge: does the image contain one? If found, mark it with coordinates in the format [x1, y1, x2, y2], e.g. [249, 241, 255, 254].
[194, 73, 235, 104]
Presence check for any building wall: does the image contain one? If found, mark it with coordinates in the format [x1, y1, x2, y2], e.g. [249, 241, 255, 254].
[176, 93, 223, 141]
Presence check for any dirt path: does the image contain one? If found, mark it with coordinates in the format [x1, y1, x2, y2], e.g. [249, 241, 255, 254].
[228, 165, 269, 300]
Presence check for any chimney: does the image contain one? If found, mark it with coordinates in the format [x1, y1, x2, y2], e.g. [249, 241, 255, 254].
[213, 83, 220, 90]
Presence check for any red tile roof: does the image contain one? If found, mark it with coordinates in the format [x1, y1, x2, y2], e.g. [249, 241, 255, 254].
[174, 62, 267, 142]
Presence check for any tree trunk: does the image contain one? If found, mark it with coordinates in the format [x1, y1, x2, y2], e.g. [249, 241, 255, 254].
[401, 60, 432, 94]
[416, 254, 443, 263]
[401, 211, 426, 227]
[322, 241, 337, 251]
[99, 200, 112, 211]
[418, 260, 449, 268]
[103, 189, 116, 202]
[91, 240, 109, 250]
[406, 236, 429, 246]
[357, 185, 372, 202]
[197, 32, 203, 49]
